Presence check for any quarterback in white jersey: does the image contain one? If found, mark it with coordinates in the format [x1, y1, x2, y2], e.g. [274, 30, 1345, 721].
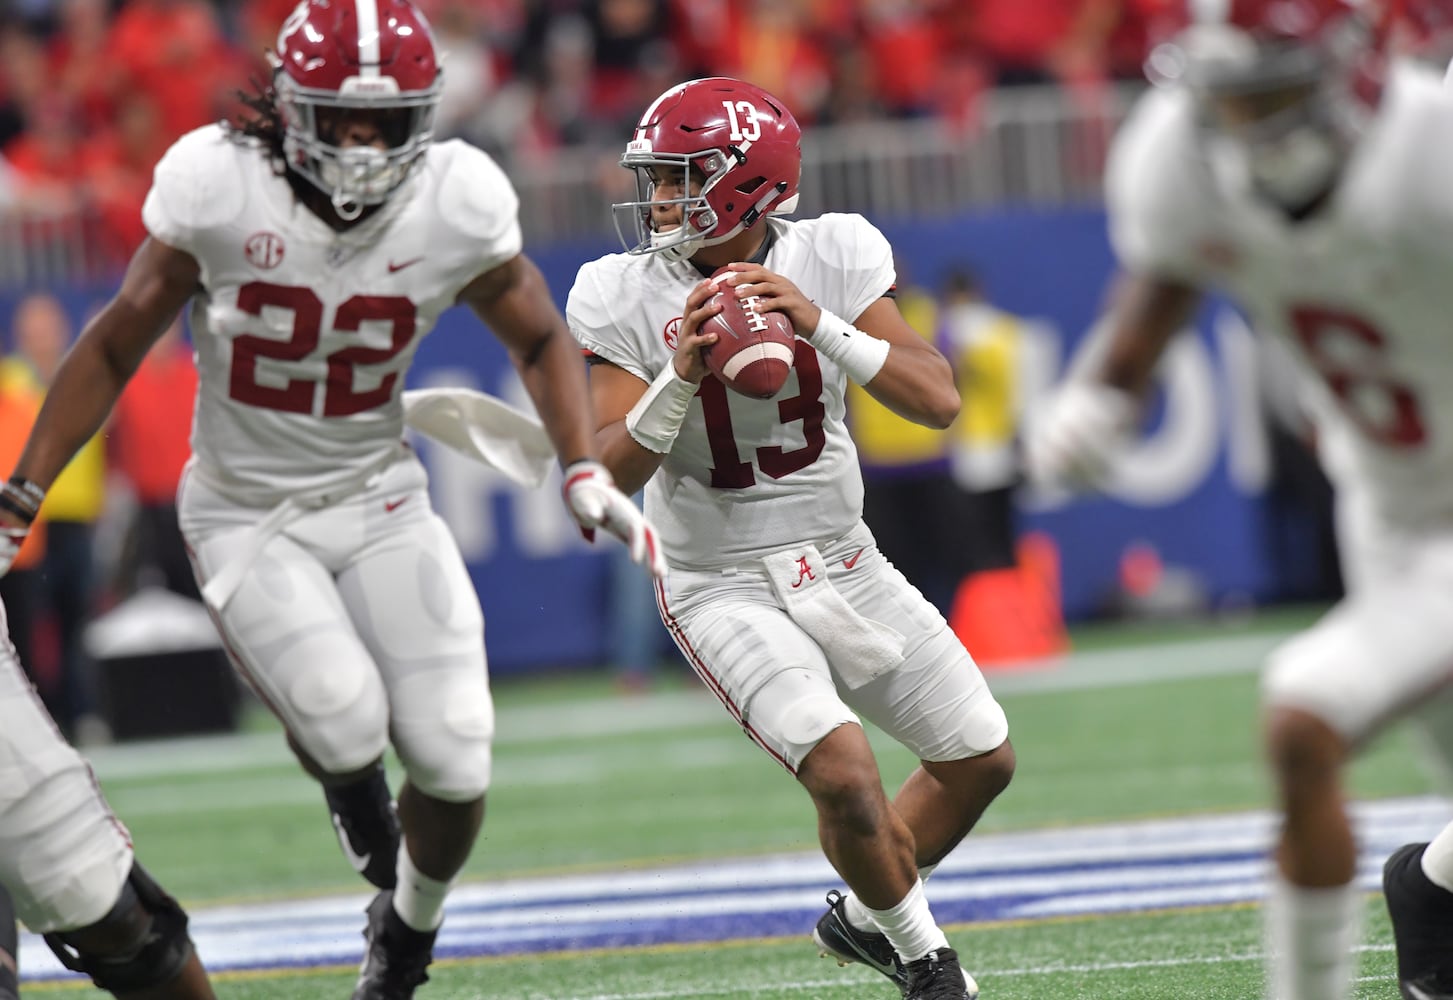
[1026, 2, 1453, 999]
[572, 77, 1014, 1000]
[0, 3, 659, 999]
[0, 598, 217, 999]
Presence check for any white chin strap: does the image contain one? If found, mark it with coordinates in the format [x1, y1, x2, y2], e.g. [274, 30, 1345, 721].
[322, 147, 398, 221]
[1209, 128, 1340, 213]
[651, 226, 705, 263]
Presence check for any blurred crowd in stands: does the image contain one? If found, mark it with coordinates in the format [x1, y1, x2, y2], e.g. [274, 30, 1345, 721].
[0, 0, 1172, 267]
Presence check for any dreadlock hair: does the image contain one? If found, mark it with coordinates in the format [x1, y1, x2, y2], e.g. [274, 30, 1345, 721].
[226, 71, 288, 176]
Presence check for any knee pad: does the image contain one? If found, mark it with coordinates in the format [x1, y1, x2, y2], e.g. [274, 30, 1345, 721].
[391, 668, 494, 802]
[43, 862, 194, 995]
[284, 658, 390, 776]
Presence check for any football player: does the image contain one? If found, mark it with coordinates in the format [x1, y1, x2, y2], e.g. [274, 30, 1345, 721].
[0, 598, 216, 1000]
[569, 77, 1016, 1000]
[0, 2, 661, 998]
[1025, 2, 1453, 998]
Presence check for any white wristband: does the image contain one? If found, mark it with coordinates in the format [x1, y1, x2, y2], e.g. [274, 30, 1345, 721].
[809, 309, 891, 385]
[625, 363, 698, 453]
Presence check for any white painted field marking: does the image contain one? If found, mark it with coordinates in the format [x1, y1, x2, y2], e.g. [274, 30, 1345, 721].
[18, 795, 1446, 983]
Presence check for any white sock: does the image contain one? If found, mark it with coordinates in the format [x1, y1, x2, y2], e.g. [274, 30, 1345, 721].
[1264, 875, 1361, 1000]
[1421, 821, 1453, 893]
[841, 890, 876, 932]
[865, 878, 950, 963]
[393, 847, 452, 932]
[842, 863, 940, 931]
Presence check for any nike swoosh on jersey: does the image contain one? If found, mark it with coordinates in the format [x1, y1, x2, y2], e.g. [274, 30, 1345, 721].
[843, 548, 866, 569]
[331, 813, 371, 873]
[384, 497, 409, 513]
[388, 257, 424, 273]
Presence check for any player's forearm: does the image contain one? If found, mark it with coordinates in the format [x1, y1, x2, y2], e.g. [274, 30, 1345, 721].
[859, 342, 961, 429]
[1097, 273, 1202, 396]
[12, 326, 136, 490]
[594, 421, 663, 496]
[514, 328, 596, 468]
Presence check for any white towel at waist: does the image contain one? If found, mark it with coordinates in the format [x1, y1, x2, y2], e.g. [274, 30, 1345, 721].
[762, 545, 904, 688]
[202, 389, 556, 612]
[401, 387, 556, 488]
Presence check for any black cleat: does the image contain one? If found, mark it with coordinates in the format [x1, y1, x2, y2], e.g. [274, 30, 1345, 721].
[812, 890, 909, 994]
[1384, 842, 1453, 1000]
[352, 890, 436, 1000]
[326, 766, 401, 890]
[903, 947, 979, 1000]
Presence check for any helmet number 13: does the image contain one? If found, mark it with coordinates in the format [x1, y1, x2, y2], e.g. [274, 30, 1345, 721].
[722, 101, 761, 143]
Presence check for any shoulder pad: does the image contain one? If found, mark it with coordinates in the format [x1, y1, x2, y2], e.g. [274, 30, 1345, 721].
[432, 139, 523, 261]
[145, 125, 250, 239]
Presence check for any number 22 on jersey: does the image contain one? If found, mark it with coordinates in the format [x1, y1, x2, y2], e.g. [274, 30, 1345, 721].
[228, 281, 416, 417]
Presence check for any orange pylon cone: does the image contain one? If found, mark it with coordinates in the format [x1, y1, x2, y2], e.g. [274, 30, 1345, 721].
[949, 531, 1069, 669]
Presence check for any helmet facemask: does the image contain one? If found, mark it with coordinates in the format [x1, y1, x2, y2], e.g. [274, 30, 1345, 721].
[1151, 13, 1380, 219]
[613, 147, 737, 263]
[277, 70, 441, 221]
[613, 146, 796, 262]
[1203, 79, 1353, 215]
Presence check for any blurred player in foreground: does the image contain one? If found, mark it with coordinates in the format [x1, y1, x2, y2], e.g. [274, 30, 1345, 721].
[0, 2, 661, 998]
[1026, 2, 1453, 997]
[0, 595, 215, 1000]
[569, 77, 1015, 1000]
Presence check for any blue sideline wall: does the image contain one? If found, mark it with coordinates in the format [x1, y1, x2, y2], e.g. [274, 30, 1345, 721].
[3, 206, 1313, 673]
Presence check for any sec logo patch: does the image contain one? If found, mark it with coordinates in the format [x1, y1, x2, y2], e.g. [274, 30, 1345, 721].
[663, 316, 682, 350]
[244, 231, 285, 269]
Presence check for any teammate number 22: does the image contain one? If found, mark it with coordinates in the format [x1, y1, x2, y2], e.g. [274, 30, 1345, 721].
[229, 281, 416, 417]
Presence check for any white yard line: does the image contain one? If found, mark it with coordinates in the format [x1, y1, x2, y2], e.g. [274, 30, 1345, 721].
[18, 794, 1445, 983]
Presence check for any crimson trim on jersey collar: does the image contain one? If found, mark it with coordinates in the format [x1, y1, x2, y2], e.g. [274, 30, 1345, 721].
[689, 223, 777, 279]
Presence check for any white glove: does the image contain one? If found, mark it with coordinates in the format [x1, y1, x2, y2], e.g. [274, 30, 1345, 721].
[1023, 381, 1140, 491]
[0, 523, 28, 579]
[562, 460, 667, 578]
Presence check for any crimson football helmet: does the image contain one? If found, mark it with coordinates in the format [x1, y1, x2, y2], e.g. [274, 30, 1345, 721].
[1146, 0, 1388, 213]
[613, 78, 802, 262]
[273, 0, 442, 219]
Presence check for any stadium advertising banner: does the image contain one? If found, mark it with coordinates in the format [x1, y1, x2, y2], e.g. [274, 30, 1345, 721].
[10, 207, 1312, 673]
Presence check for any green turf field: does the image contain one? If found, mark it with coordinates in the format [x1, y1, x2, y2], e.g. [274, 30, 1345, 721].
[26, 606, 1443, 998]
[23, 902, 1408, 999]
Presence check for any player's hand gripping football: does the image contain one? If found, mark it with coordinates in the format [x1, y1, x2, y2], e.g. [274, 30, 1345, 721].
[670, 278, 725, 383]
[1023, 380, 1140, 492]
[716, 263, 819, 336]
[562, 460, 667, 578]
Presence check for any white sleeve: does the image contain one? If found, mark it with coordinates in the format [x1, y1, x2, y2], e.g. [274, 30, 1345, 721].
[436, 141, 524, 278]
[823, 214, 897, 323]
[567, 261, 654, 384]
[1104, 91, 1214, 283]
[141, 126, 241, 254]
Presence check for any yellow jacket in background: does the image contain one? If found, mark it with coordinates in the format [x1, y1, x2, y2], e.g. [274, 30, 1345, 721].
[847, 287, 951, 471]
[0, 355, 106, 524]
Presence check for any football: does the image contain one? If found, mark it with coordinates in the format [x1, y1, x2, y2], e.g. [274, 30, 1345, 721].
[699, 268, 797, 399]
